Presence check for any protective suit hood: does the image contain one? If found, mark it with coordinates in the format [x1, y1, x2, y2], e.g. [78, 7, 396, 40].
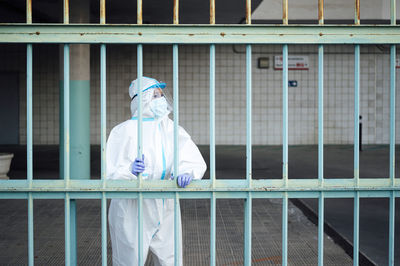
[129, 76, 172, 119]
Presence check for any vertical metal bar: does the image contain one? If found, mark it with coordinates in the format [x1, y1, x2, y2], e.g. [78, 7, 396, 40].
[137, 0, 142, 24]
[210, 0, 215, 24]
[137, 43, 144, 265]
[173, 44, 179, 185]
[353, 43, 360, 266]
[63, 0, 69, 24]
[64, 44, 70, 184]
[354, 0, 360, 25]
[389, 45, 396, 187]
[246, 0, 251, 25]
[354, 45, 360, 186]
[65, 193, 71, 266]
[318, 0, 324, 25]
[282, 42, 289, 266]
[100, 0, 106, 24]
[282, 0, 288, 25]
[209, 42, 216, 266]
[100, 44, 107, 183]
[138, 193, 143, 265]
[26, 46, 33, 182]
[100, 46, 107, 182]
[28, 194, 33, 266]
[388, 191, 395, 265]
[282, 194, 288, 265]
[317, 43, 324, 266]
[26, 0, 33, 248]
[244, 192, 252, 265]
[210, 44, 216, 186]
[282, 45, 288, 186]
[353, 192, 359, 266]
[101, 194, 107, 266]
[26, 0, 33, 257]
[391, 0, 396, 25]
[100, 43, 107, 266]
[210, 192, 216, 266]
[137, 45, 143, 183]
[63, 43, 71, 266]
[388, 43, 396, 266]
[246, 44, 252, 186]
[173, 43, 180, 266]
[26, 0, 32, 24]
[318, 193, 324, 266]
[173, 0, 179, 24]
[318, 45, 324, 185]
[174, 193, 180, 266]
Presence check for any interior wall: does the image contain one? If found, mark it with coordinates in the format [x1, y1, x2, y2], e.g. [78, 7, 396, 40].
[0, 43, 398, 145]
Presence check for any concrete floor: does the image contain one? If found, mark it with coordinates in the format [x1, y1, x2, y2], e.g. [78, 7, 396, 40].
[0, 144, 399, 265]
[0, 198, 354, 265]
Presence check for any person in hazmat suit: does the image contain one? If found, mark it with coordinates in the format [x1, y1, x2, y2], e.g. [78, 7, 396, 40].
[107, 76, 207, 266]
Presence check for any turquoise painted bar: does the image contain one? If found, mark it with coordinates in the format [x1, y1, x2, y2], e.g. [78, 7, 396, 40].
[100, 43, 107, 266]
[0, 191, 399, 200]
[317, 44, 324, 266]
[26, 43, 34, 266]
[244, 192, 252, 265]
[136, 44, 144, 266]
[210, 192, 216, 266]
[1, 25, 400, 44]
[174, 192, 180, 266]
[0, 179, 399, 192]
[173, 44, 180, 266]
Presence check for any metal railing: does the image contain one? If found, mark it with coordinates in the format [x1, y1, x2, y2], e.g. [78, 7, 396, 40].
[0, 0, 398, 265]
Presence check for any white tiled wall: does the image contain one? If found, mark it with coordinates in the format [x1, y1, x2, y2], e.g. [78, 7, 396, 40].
[0, 44, 399, 145]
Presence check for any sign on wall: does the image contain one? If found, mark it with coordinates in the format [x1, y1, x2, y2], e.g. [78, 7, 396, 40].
[274, 55, 309, 70]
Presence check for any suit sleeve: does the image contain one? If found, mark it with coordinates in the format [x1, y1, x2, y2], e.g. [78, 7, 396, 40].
[106, 126, 137, 180]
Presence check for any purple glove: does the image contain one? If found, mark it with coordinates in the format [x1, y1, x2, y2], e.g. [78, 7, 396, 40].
[131, 154, 145, 176]
[175, 173, 193, 188]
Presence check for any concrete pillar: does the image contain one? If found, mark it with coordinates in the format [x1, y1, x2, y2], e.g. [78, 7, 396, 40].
[59, 1, 90, 264]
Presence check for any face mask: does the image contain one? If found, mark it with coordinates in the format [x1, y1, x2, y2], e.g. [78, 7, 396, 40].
[149, 97, 168, 118]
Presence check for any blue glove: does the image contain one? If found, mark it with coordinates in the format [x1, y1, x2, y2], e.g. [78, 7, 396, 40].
[175, 173, 193, 188]
[131, 154, 145, 176]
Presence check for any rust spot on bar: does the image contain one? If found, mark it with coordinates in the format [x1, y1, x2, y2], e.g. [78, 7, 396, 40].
[35, 31, 40, 35]
[318, 0, 324, 25]
[173, 0, 179, 24]
[64, 0, 69, 24]
[188, 34, 194, 36]
[80, 33, 84, 36]
[137, 0, 143, 25]
[100, 0, 106, 24]
[319, 32, 323, 36]
[246, 0, 251, 25]
[138, 32, 142, 36]
[26, 0, 32, 24]
[210, 0, 215, 25]
[282, 0, 288, 25]
[355, 0, 360, 25]
[220, 32, 225, 37]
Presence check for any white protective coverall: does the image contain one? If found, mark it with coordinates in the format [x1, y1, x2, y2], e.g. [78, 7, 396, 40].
[107, 77, 207, 266]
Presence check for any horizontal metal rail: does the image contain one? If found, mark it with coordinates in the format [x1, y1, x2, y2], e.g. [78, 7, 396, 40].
[0, 179, 398, 192]
[0, 24, 400, 44]
[1, 191, 399, 200]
